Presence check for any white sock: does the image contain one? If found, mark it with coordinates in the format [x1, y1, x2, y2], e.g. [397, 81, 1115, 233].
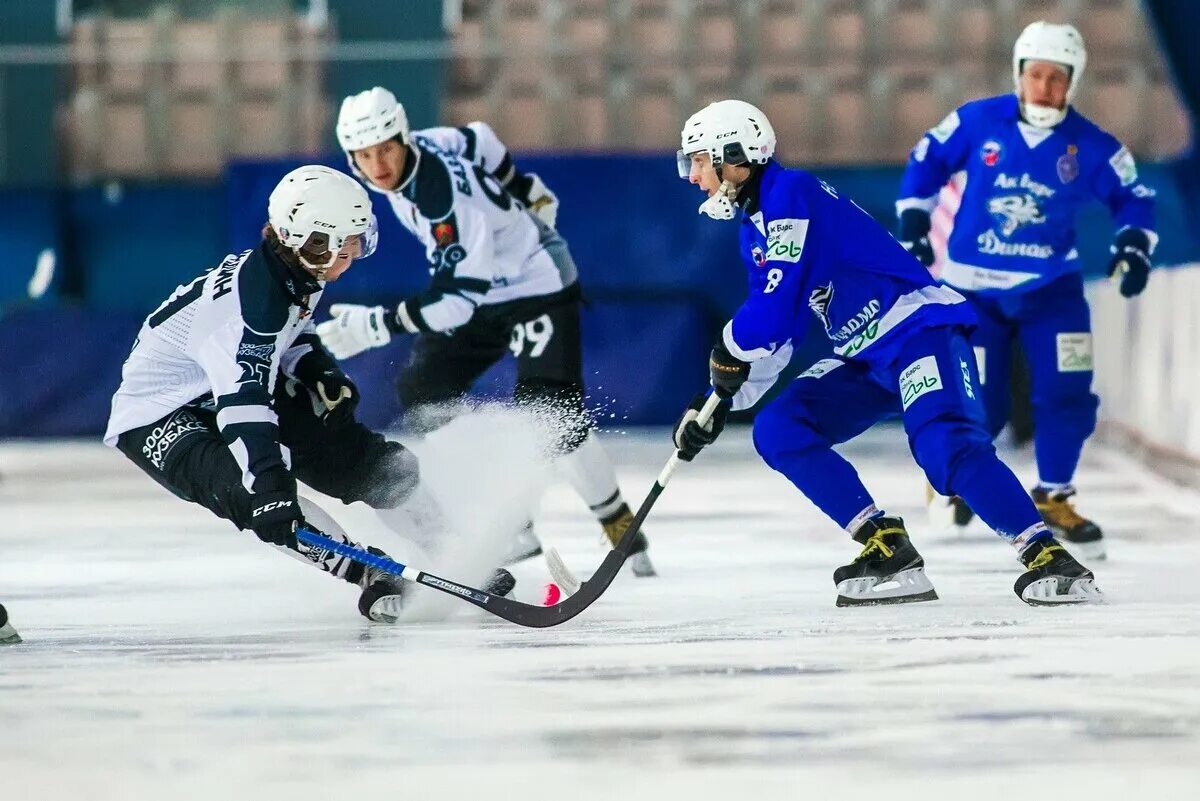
[556, 433, 625, 520]
[1036, 481, 1073, 495]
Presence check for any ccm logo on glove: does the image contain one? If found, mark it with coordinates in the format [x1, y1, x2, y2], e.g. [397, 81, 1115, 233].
[253, 500, 294, 517]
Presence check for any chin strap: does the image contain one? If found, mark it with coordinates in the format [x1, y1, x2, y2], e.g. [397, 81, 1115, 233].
[698, 179, 739, 220]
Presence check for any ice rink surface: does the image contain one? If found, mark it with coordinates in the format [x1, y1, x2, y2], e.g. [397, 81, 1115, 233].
[3, 423, 1200, 800]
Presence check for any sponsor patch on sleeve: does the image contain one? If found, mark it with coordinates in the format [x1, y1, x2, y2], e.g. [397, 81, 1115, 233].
[928, 110, 961, 144]
[765, 218, 810, 263]
[899, 355, 944, 410]
[799, 358, 844, 380]
[1108, 146, 1139, 187]
[1056, 333, 1093, 372]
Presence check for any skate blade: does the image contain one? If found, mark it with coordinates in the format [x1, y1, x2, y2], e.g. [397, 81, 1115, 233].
[627, 550, 658, 578]
[368, 593, 406, 624]
[1019, 576, 1103, 606]
[0, 630, 21, 645]
[836, 568, 939, 607]
[1064, 539, 1107, 562]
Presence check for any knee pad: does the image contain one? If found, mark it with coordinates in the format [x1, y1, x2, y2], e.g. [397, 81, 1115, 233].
[354, 442, 421, 509]
[515, 379, 592, 455]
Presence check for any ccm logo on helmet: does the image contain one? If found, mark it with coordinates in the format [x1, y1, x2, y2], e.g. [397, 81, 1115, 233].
[253, 500, 293, 516]
[312, 220, 337, 230]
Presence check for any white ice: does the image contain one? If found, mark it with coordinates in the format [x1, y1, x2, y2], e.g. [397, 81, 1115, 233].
[3, 424, 1200, 800]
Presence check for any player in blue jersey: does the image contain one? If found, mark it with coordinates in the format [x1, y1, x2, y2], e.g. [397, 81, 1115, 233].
[671, 99, 1101, 606]
[897, 22, 1156, 559]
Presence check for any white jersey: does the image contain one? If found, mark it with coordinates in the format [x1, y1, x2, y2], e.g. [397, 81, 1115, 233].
[104, 243, 326, 492]
[373, 122, 576, 333]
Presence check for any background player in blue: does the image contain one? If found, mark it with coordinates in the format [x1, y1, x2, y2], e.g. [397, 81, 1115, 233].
[671, 99, 1102, 606]
[896, 22, 1157, 560]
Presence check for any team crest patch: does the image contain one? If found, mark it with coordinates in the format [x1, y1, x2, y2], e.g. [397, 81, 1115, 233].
[981, 140, 1004, 167]
[1057, 144, 1079, 183]
[433, 222, 457, 247]
[751, 244, 766, 267]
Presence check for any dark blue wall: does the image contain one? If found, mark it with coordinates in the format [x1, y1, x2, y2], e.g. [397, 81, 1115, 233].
[2, 157, 1197, 438]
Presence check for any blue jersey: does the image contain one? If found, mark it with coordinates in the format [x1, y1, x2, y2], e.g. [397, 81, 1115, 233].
[898, 94, 1156, 295]
[725, 160, 973, 410]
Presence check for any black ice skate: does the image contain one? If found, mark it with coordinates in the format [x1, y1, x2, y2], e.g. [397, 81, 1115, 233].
[601, 503, 656, 577]
[0, 602, 21, 645]
[925, 481, 975, 532]
[1014, 538, 1102, 605]
[834, 516, 938, 607]
[1033, 486, 1105, 561]
[356, 546, 407, 623]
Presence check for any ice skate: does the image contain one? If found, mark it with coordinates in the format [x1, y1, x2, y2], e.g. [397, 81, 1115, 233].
[926, 481, 974, 532]
[0, 603, 21, 645]
[356, 546, 408, 623]
[834, 516, 938, 607]
[501, 520, 544, 566]
[601, 503, 657, 577]
[1033, 486, 1105, 560]
[1014, 538, 1102, 605]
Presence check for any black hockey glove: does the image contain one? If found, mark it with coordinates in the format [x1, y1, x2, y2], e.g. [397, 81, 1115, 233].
[897, 208, 935, 267]
[673, 393, 729, 461]
[1107, 227, 1152, 298]
[709, 340, 751, 399]
[248, 490, 304, 549]
[293, 352, 359, 427]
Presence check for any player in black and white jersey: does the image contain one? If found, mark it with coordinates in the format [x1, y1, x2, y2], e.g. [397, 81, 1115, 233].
[104, 166, 512, 623]
[317, 87, 656, 576]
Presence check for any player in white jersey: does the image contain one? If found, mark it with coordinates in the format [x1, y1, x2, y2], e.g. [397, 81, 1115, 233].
[317, 87, 656, 577]
[104, 166, 515, 623]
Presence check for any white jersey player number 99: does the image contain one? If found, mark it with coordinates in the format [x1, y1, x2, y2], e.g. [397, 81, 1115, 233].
[510, 314, 554, 359]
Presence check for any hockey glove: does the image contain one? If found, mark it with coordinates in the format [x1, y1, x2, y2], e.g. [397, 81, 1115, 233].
[1107, 228, 1152, 298]
[293, 352, 359, 427]
[673, 393, 729, 461]
[709, 340, 751, 399]
[508, 171, 559, 229]
[897, 208, 935, 267]
[317, 304, 392, 360]
[249, 490, 304, 549]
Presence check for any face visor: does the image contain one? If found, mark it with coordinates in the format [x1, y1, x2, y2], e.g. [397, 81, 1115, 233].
[295, 214, 379, 279]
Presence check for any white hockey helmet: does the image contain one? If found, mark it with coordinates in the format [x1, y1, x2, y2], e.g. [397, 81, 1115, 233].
[678, 99, 776, 177]
[268, 165, 378, 277]
[1012, 21, 1087, 128]
[336, 86, 410, 152]
[678, 100, 776, 220]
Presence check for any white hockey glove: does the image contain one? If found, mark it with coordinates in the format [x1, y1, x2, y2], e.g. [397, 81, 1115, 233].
[524, 173, 559, 229]
[316, 303, 392, 360]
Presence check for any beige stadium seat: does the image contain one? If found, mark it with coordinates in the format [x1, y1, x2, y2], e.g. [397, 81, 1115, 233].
[630, 5, 682, 59]
[1077, 0, 1145, 58]
[892, 75, 944, 161]
[564, 91, 609, 149]
[172, 20, 223, 95]
[631, 85, 679, 151]
[168, 100, 223, 174]
[70, 16, 102, 87]
[761, 79, 815, 160]
[1081, 71, 1139, 143]
[881, 0, 939, 62]
[758, 0, 813, 58]
[236, 19, 288, 93]
[443, 94, 492, 128]
[101, 101, 150, 175]
[501, 93, 553, 151]
[231, 99, 285, 158]
[950, 1, 1000, 60]
[451, 16, 488, 92]
[825, 79, 870, 163]
[1013, 0, 1070, 35]
[103, 19, 154, 95]
[825, 1, 867, 61]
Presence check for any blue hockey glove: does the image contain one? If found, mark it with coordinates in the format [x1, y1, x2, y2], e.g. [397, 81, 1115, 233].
[1107, 228, 1152, 298]
[897, 208, 935, 267]
[673, 393, 729, 461]
[709, 340, 750, 399]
